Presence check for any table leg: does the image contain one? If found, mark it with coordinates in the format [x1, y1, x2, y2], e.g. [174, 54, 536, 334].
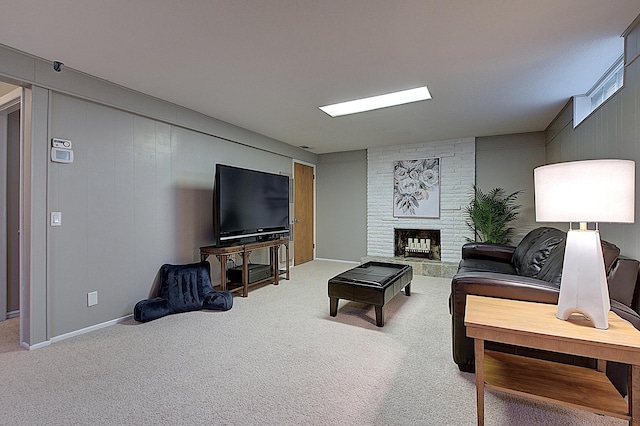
[474, 338, 485, 426]
[375, 306, 384, 327]
[285, 242, 290, 280]
[273, 246, 279, 285]
[218, 254, 227, 292]
[597, 359, 607, 373]
[329, 297, 339, 317]
[242, 251, 249, 297]
[404, 282, 411, 296]
[632, 364, 639, 425]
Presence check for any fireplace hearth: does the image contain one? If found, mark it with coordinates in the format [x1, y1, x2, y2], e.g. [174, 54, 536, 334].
[394, 229, 441, 260]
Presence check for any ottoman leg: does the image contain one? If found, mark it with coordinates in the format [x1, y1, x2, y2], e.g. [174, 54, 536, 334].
[375, 305, 384, 327]
[330, 297, 339, 317]
[405, 282, 411, 296]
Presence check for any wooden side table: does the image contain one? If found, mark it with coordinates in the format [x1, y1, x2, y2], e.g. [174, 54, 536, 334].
[465, 295, 640, 425]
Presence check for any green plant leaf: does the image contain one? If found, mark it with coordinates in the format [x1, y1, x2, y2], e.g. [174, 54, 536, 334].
[465, 185, 522, 244]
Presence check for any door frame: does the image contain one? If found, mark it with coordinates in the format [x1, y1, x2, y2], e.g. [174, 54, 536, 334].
[0, 88, 22, 323]
[292, 159, 316, 264]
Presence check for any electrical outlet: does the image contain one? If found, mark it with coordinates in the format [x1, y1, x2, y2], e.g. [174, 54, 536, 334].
[87, 291, 98, 307]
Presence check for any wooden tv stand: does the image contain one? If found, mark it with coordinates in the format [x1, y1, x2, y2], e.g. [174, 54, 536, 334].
[200, 238, 289, 297]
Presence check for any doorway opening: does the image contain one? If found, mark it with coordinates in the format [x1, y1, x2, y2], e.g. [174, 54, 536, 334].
[0, 84, 22, 349]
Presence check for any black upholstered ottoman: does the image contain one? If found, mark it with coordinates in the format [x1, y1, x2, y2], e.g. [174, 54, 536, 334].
[328, 262, 413, 327]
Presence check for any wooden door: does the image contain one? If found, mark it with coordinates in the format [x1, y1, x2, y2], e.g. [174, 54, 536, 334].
[294, 162, 314, 265]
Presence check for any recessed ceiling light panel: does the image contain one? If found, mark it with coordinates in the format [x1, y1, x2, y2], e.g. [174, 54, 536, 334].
[319, 86, 432, 117]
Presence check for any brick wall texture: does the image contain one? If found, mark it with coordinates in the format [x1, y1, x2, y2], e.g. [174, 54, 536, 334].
[367, 138, 475, 263]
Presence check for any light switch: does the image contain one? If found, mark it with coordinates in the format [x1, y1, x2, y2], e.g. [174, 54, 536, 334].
[51, 211, 62, 226]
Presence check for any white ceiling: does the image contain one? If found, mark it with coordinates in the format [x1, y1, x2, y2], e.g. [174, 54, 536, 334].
[0, 1, 638, 154]
[0, 82, 18, 98]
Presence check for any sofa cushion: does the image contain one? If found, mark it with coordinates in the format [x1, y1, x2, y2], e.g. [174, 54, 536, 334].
[457, 258, 517, 275]
[512, 227, 566, 278]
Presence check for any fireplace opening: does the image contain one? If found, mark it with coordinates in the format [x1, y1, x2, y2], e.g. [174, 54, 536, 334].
[394, 229, 441, 260]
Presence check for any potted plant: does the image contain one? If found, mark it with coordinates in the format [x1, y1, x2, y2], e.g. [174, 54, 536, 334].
[465, 185, 522, 244]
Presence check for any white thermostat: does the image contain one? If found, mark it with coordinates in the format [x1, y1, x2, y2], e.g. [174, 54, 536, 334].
[51, 138, 74, 163]
[52, 138, 72, 149]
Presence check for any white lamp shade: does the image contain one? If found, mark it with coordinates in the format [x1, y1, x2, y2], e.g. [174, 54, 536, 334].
[534, 159, 635, 223]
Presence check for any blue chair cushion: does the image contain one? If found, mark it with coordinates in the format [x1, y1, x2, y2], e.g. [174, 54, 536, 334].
[134, 261, 232, 322]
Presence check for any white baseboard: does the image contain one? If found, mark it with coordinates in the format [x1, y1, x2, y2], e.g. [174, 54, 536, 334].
[314, 258, 360, 264]
[6, 310, 19, 319]
[23, 340, 50, 351]
[49, 314, 134, 344]
[20, 314, 134, 350]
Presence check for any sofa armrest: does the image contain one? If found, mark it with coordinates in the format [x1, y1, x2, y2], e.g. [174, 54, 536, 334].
[607, 256, 640, 310]
[611, 299, 640, 330]
[461, 242, 515, 263]
[450, 272, 559, 370]
[607, 299, 640, 396]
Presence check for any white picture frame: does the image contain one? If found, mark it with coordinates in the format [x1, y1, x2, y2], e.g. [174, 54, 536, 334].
[393, 158, 440, 218]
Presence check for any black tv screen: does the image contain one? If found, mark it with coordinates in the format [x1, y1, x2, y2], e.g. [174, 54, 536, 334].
[214, 164, 290, 245]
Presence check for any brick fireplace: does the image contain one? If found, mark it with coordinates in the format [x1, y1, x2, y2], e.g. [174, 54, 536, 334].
[366, 137, 475, 266]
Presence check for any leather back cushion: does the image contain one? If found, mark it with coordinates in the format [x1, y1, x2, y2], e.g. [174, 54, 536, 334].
[536, 238, 619, 287]
[457, 258, 518, 275]
[510, 228, 632, 299]
[536, 239, 565, 287]
[512, 227, 566, 279]
[601, 239, 621, 274]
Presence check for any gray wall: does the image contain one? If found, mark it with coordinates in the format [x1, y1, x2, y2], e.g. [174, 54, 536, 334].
[0, 42, 318, 344]
[545, 19, 640, 259]
[48, 93, 299, 336]
[475, 132, 546, 244]
[314, 135, 543, 263]
[316, 150, 367, 262]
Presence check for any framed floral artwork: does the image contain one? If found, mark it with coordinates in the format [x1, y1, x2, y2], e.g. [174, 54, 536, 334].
[393, 158, 440, 218]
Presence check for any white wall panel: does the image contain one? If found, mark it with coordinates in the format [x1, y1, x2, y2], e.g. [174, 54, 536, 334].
[49, 94, 90, 335]
[476, 132, 546, 243]
[316, 150, 367, 262]
[545, 33, 640, 260]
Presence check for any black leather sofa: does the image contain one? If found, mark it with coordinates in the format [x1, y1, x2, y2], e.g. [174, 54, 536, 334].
[450, 227, 640, 395]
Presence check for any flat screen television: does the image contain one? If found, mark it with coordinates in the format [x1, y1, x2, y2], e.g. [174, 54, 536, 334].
[213, 164, 290, 245]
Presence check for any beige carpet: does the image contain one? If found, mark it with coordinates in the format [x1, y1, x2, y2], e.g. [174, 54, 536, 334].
[0, 260, 626, 425]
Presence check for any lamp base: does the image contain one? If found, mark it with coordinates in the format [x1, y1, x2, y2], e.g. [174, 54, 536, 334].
[556, 229, 610, 329]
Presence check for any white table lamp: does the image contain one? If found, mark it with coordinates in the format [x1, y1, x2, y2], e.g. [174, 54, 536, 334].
[534, 159, 635, 329]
